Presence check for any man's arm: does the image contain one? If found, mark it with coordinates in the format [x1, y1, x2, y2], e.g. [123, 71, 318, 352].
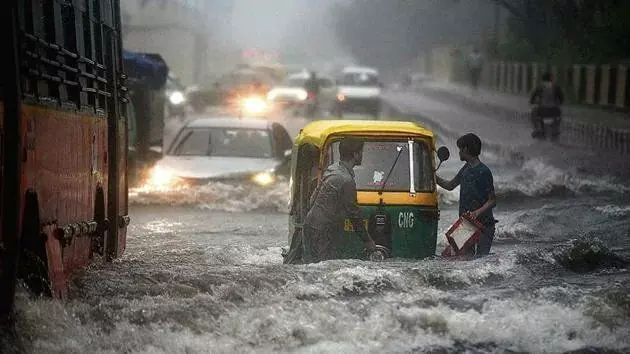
[436, 167, 462, 191]
[341, 178, 375, 248]
[470, 168, 496, 219]
[470, 190, 496, 219]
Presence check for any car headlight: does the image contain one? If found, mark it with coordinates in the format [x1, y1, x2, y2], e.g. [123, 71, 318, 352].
[251, 171, 276, 186]
[267, 91, 278, 100]
[297, 90, 308, 101]
[169, 91, 185, 105]
[242, 96, 269, 115]
[146, 165, 182, 189]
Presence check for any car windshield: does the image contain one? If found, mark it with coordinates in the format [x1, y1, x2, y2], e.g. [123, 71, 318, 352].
[340, 72, 379, 86]
[171, 127, 273, 158]
[282, 76, 307, 87]
[327, 140, 433, 192]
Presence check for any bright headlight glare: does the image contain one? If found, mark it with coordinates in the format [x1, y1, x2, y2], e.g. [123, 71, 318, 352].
[169, 91, 185, 105]
[251, 171, 275, 186]
[148, 166, 174, 188]
[297, 90, 308, 101]
[267, 91, 277, 100]
[242, 97, 268, 115]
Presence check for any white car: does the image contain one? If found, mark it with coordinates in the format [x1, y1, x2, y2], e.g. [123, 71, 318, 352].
[266, 71, 337, 114]
[146, 117, 293, 189]
[335, 66, 383, 117]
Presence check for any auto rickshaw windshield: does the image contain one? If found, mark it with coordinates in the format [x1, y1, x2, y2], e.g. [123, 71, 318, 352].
[325, 139, 434, 193]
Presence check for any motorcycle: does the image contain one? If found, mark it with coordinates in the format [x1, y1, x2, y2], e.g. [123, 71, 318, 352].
[531, 105, 561, 140]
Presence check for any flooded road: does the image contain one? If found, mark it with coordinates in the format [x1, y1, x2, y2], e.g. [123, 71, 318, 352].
[7, 111, 630, 353]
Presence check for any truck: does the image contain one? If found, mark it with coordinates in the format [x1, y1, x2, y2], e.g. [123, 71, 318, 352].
[122, 50, 171, 184]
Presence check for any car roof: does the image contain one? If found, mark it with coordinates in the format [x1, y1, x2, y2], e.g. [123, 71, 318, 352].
[287, 71, 309, 79]
[184, 116, 273, 130]
[286, 71, 333, 80]
[342, 66, 379, 75]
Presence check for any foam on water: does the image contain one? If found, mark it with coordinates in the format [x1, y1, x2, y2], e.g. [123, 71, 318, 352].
[8, 238, 630, 354]
[595, 205, 630, 217]
[495, 158, 630, 199]
[129, 180, 291, 213]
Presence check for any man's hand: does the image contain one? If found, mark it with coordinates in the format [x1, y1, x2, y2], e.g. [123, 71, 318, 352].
[364, 239, 377, 251]
[465, 210, 479, 220]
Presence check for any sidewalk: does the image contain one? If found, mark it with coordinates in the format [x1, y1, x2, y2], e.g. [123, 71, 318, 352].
[414, 82, 630, 155]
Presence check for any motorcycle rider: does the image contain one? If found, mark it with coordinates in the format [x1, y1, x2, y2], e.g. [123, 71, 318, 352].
[303, 71, 320, 117]
[529, 72, 565, 139]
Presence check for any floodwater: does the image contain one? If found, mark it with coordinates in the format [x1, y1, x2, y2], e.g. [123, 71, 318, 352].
[5, 109, 630, 354]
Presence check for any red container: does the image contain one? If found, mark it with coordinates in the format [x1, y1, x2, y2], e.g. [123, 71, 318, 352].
[441, 215, 485, 258]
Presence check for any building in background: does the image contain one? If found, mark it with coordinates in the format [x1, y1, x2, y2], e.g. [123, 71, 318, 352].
[121, 0, 235, 86]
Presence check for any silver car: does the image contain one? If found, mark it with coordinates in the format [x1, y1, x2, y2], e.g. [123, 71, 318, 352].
[145, 117, 293, 189]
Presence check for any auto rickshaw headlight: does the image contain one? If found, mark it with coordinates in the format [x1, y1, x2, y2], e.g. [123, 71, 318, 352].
[251, 171, 276, 186]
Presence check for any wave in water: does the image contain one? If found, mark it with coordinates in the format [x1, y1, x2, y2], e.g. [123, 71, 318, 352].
[495, 158, 629, 200]
[128, 157, 627, 211]
[8, 243, 630, 354]
[595, 205, 630, 217]
[517, 236, 629, 274]
[130, 181, 462, 213]
[129, 180, 291, 213]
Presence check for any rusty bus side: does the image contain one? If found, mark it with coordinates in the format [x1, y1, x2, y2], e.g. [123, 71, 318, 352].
[0, 0, 128, 321]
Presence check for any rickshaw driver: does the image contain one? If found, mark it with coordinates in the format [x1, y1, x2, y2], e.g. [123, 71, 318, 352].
[303, 137, 378, 263]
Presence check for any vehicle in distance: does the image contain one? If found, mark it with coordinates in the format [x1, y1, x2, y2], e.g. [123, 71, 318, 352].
[335, 66, 383, 118]
[266, 71, 338, 116]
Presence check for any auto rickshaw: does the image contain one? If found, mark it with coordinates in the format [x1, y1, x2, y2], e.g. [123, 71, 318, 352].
[283, 120, 450, 264]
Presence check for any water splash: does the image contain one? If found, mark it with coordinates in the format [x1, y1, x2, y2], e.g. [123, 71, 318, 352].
[129, 181, 290, 213]
[595, 205, 630, 217]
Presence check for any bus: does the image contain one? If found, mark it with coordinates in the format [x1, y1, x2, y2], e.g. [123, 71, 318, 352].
[0, 0, 129, 321]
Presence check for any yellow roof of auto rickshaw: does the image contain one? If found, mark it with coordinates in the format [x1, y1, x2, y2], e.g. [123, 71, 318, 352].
[294, 119, 435, 148]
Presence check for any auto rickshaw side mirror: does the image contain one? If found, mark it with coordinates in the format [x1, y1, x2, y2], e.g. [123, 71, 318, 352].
[435, 146, 450, 171]
[437, 146, 450, 162]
